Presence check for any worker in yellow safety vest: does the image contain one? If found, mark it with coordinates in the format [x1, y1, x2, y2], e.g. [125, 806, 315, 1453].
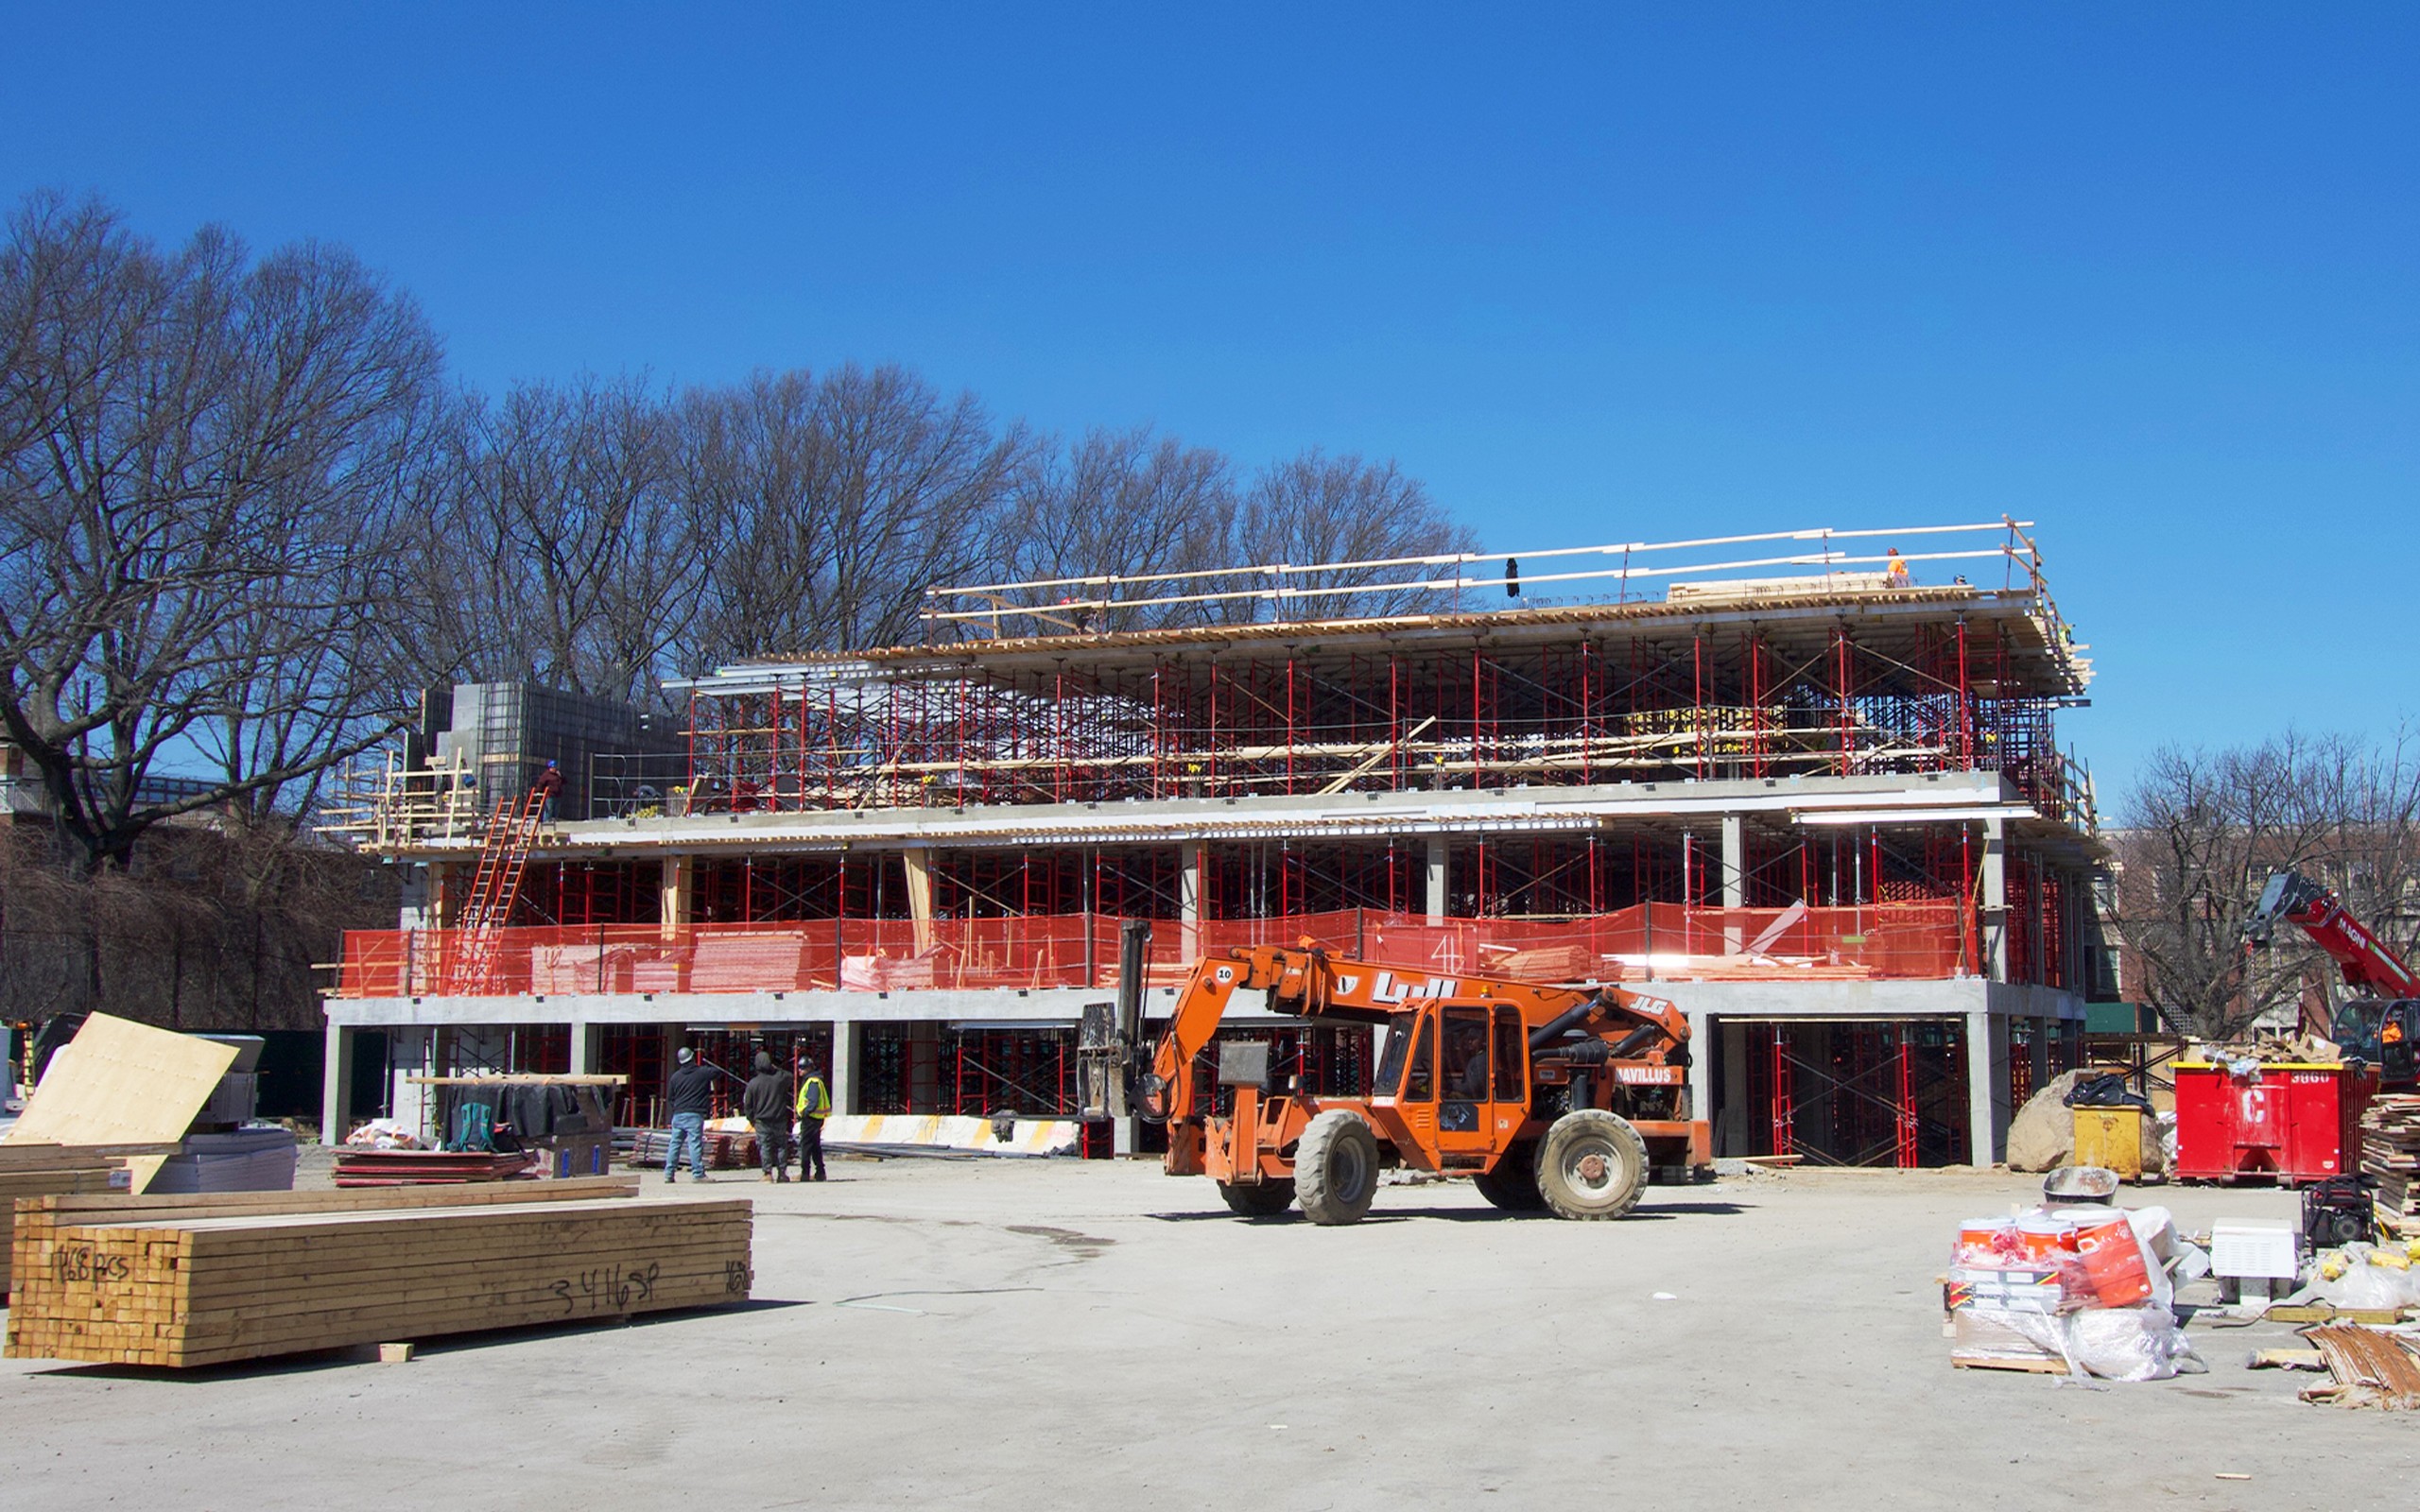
[1885, 547, 1911, 588]
[795, 1069, 832, 1181]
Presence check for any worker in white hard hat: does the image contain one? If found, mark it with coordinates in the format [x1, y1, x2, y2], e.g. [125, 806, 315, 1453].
[664, 1046, 715, 1182]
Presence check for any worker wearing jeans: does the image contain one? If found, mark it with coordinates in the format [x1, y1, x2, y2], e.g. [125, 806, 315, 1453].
[663, 1047, 715, 1181]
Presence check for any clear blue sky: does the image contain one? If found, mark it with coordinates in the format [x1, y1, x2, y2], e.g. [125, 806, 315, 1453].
[4, 5, 2412, 807]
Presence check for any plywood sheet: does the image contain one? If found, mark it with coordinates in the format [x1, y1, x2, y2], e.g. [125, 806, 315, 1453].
[4, 1014, 237, 1192]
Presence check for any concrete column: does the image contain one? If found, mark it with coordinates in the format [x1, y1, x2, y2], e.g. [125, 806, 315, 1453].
[1684, 1006, 1715, 1153]
[903, 846, 935, 954]
[320, 1023, 356, 1146]
[2028, 1016, 2050, 1091]
[1720, 813, 1746, 954]
[828, 1020, 859, 1115]
[569, 1021, 599, 1076]
[1180, 840, 1205, 960]
[1425, 836, 1450, 923]
[1965, 1007, 2013, 1164]
[388, 1027, 435, 1144]
[1720, 815, 1746, 906]
[1980, 817, 2009, 983]
[661, 855, 693, 941]
[398, 863, 437, 930]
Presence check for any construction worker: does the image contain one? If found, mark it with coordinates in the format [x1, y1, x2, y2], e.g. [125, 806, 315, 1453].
[740, 1052, 795, 1182]
[795, 1064, 833, 1181]
[663, 1047, 714, 1182]
[1885, 548, 1911, 589]
[531, 760, 564, 822]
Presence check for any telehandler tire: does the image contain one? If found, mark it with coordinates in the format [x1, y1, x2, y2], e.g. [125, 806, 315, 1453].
[1535, 1109, 1648, 1221]
[1472, 1146, 1545, 1211]
[1294, 1110, 1380, 1226]
[1219, 1178, 1297, 1217]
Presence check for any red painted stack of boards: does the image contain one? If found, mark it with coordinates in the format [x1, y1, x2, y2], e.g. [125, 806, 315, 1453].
[332, 1148, 538, 1186]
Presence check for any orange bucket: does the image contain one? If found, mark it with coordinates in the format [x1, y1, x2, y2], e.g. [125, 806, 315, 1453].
[1956, 1217, 2017, 1264]
[2016, 1215, 2078, 1262]
[2072, 1215, 2152, 1307]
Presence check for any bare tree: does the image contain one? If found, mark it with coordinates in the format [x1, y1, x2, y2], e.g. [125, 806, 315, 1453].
[1232, 450, 1477, 622]
[430, 375, 700, 707]
[0, 193, 442, 873]
[2116, 728, 2420, 1038]
[994, 425, 1235, 633]
[683, 366, 1025, 663]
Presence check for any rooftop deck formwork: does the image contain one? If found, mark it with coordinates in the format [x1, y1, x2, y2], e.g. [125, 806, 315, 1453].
[665, 522, 2091, 829]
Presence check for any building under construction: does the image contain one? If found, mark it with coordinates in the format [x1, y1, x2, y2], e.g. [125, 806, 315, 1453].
[320, 520, 2104, 1166]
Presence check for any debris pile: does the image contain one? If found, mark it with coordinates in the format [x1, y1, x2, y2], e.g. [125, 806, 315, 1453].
[1947, 1191, 2208, 1381]
[2301, 1324, 2420, 1409]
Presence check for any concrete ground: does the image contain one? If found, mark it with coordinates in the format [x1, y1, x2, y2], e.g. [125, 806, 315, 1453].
[2, 1157, 2414, 1510]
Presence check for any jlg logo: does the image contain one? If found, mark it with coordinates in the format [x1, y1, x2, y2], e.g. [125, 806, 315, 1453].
[1369, 971, 1457, 1003]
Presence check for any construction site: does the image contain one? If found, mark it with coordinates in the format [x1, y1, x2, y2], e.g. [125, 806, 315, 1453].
[9, 520, 2420, 1510]
[316, 521, 2104, 1172]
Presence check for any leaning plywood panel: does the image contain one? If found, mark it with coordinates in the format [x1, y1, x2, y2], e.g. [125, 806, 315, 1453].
[4, 1015, 238, 1193]
[6, 1196, 752, 1367]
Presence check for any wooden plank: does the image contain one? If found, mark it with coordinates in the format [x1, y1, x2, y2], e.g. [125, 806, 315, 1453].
[2264, 1303, 2409, 1326]
[29, 1174, 637, 1226]
[1950, 1351, 2070, 1374]
[0, 1142, 177, 1171]
[3, 1015, 238, 1193]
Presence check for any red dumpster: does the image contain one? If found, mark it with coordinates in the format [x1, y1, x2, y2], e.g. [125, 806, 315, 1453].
[2172, 1060, 2378, 1184]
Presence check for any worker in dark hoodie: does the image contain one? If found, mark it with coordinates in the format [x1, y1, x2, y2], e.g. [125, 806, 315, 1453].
[741, 1051, 796, 1183]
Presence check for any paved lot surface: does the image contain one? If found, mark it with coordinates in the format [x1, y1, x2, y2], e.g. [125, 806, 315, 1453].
[2, 1158, 2414, 1509]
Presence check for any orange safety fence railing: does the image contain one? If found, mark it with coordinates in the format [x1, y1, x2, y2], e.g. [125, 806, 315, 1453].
[337, 900, 1973, 1000]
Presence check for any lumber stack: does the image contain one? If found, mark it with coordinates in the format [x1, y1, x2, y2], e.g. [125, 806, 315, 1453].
[0, 1143, 147, 1299]
[2363, 1094, 2420, 1233]
[5, 1177, 753, 1367]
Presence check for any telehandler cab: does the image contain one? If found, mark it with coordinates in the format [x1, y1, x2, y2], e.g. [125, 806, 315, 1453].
[1080, 921, 1711, 1223]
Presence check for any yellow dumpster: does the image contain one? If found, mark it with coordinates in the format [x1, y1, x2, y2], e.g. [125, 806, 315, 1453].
[2072, 1106, 2145, 1180]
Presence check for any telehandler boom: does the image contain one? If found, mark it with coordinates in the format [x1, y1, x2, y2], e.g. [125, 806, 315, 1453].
[1080, 922, 1711, 1224]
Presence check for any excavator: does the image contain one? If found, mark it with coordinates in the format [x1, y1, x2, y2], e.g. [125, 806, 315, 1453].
[1080, 922, 1711, 1224]
[2245, 869, 2418, 1088]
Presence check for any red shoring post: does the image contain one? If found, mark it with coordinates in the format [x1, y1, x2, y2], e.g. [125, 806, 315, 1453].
[1286, 653, 1297, 796]
[1772, 1024, 1794, 1158]
[1691, 631, 1707, 781]
[1834, 625, 1854, 777]
[1895, 1027, 1918, 1169]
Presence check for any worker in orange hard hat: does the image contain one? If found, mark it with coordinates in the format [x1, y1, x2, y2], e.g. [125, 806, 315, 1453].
[1885, 548, 1911, 588]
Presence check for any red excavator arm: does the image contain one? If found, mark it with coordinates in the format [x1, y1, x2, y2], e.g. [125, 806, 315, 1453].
[2246, 869, 2420, 998]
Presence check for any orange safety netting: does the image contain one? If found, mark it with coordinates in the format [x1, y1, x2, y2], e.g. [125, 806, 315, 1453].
[337, 900, 1971, 999]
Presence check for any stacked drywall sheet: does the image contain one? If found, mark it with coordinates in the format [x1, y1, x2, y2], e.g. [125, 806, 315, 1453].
[5, 1177, 753, 1367]
[145, 1127, 300, 1194]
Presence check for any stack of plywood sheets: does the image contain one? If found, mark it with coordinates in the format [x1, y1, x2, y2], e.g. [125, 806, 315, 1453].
[2363, 1094, 2420, 1234]
[5, 1177, 752, 1367]
[4, 1013, 238, 1194]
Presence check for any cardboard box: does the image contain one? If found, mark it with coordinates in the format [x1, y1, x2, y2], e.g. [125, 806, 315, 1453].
[1948, 1264, 2076, 1314]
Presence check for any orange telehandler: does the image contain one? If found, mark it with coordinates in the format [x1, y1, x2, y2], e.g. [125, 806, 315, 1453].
[1080, 921, 1711, 1224]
